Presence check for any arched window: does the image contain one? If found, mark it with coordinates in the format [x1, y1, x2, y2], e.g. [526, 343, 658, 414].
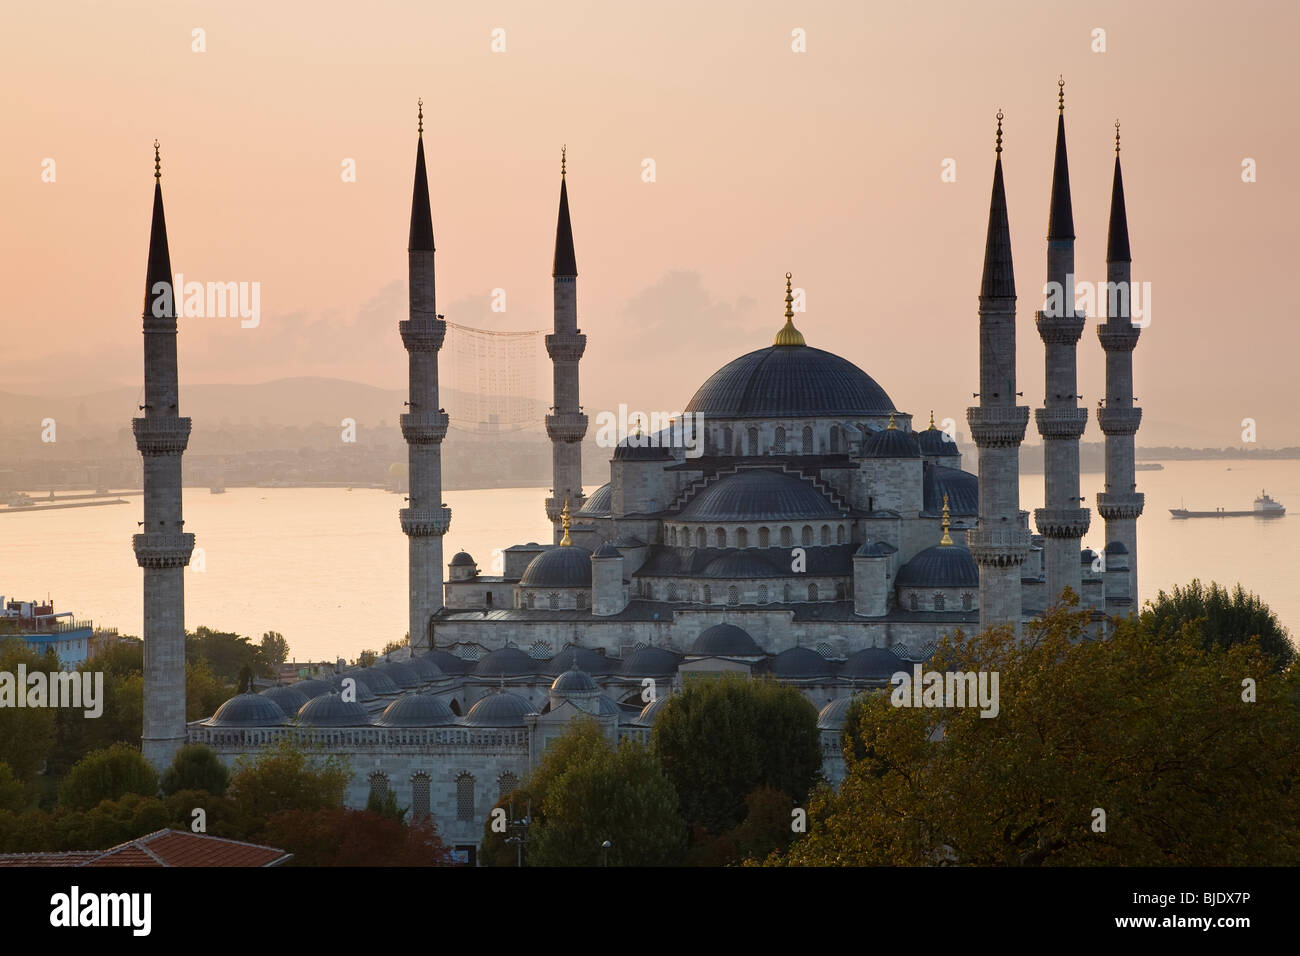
[576, 592, 587, 610]
[820, 524, 831, 545]
[727, 585, 739, 606]
[368, 772, 390, 809]
[934, 593, 945, 611]
[411, 772, 431, 822]
[669, 527, 677, 546]
[525, 593, 535, 609]
[802, 425, 814, 454]
[909, 593, 919, 611]
[836, 525, 846, 544]
[723, 426, 734, 454]
[780, 526, 793, 547]
[759, 527, 770, 548]
[456, 773, 475, 822]
[774, 427, 786, 453]
[736, 528, 748, 548]
[808, 583, 818, 601]
[829, 425, 841, 453]
[498, 772, 519, 800]
[747, 427, 759, 455]
[801, 525, 813, 546]
[667, 582, 678, 601]
[962, 592, 973, 611]
[758, 584, 768, 604]
[703, 585, 712, 604]
[696, 528, 707, 549]
[715, 528, 726, 548]
[485, 591, 493, 609]
[548, 592, 560, 610]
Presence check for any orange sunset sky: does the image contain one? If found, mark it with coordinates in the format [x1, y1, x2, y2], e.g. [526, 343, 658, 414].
[4, 0, 1298, 446]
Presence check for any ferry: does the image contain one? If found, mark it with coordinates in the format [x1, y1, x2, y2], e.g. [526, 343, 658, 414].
[1170, 490, 1286, 519]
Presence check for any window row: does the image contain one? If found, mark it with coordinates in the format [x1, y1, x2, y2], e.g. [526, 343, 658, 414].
[367, 770, 521, 823]
[669, 524, 848, 549]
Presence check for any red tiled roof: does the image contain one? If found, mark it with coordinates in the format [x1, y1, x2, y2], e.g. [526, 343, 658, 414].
[0, 830, 291, 867]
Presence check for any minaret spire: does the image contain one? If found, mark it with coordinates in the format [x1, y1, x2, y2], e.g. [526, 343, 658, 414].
[545, 149, 588, 537]
[400, 101, 452, 652]
[135, 141, 194, 770]
[967, 111, 1030, 634]
[1035, 78, 1090, 606]
[1097, 118, 1142, 609]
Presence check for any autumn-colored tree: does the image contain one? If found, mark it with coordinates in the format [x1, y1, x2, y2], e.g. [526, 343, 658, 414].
[651, 674, 821, 835]
[59, 743, 159, 812]
[779, 603, 1300, 866]
[264, 807, 452, 866]
[225, 738, 350, 842]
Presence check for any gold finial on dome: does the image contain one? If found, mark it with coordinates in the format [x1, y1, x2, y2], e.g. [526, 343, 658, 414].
[153, 140, 161, 182]
[560, 495, 572, 546]
[940, 493, 953, 546]
[774, 272, 806, 346]
[928, 409, 936, 430]
[887, 412, 897, 431]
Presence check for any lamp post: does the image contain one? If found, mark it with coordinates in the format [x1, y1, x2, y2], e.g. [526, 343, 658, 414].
[601, 840, 611, 867]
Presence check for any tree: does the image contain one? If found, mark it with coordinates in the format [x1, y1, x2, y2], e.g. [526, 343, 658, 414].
[1144, 579, 1294, 670]
[480, 786, 535, 867]
[160, 744, 230, 797]
[259, 631, 290, 666]
[526, 718, 684, 867]
[0, 638, 59, 779]
[225, 739, 349, 841]
[0, 762, 28, 813]
[264, 807, 452, 866]
[355, 649, 377, 668]
[59, 743, 159, 811]
[779, 603, 1300, 866]
[381, 638, 407, 656]
[651, 675, 821, 834]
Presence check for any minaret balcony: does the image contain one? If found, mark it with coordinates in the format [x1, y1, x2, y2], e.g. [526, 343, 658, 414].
[1033, 507, 1091, 539]
[545, 332, 587, 362]
[967, 526, 1031, 567]
[1035, 310, 1086, 345]
[966, 406, 1029, 447]
[400, 506, 452, 537]
[1097, 324, 1141, 352]
[545, 412, 589, 442]
[132, 416, 192, 455]
[400, 411, 449, 444]
[399, 319, 447, 353]
[545, 496, 586, 522]
[133, 532, 196, 569]
[1096, 492, 1145, 521]
[1034, 406, 1088, 440]
[1097, 406, 1142, 435]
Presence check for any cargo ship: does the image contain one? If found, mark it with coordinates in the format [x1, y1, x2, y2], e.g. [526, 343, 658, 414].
[1170, 490, 1286, 519]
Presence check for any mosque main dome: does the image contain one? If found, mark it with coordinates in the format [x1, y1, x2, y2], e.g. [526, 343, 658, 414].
[684, 345, 896, 420]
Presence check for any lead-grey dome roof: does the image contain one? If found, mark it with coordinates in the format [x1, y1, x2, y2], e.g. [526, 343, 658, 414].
[917, 426, 961, 458]
[895, 545, 979, 589]
[450, 551, 476, 566]
[817, 696, 857, 730]
[289, 678, 334, 699]
[463, 691, 533, 726]
[208, 693, 289, 727]
[405, 654, 444, 680]
[841, 648, 907, 680]
[474, 647, 538, 677]
[551, 669, 598, 695]
[520, 545, 593, 588]
[768, 646, 837, 678]
[923, 463, 978, 516]
[260, 685, 310, 717]
[684, 345, 895, 420]
[861, 428, 921, 459]
[375, 693, 456, 727]
[344, 668, 396, 696]
[579, 483, 612, 515]
[621, 646, 681, 677]
[333, 672, 377, 702]
[548, 646, 617, 675]
[297, 693, 372, 727]
[679, 471, 841, 521]
[691, 623, 762, 657]
[372, 660, 421, 689]
[426, 650, 474, 674]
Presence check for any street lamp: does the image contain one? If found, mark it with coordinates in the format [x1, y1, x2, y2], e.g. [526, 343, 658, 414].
[601, 840, 611, 867]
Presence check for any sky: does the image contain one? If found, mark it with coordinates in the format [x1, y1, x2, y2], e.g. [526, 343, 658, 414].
[4, 0, 1298, 447]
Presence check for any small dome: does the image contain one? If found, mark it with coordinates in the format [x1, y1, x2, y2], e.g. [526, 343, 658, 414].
[1104, 541, 1129, 555]
[405, 654, 444, 680]
[613, 433, 674, 461]
[855, 540, 897, 558]
[345, 668, 398, 696]
[462, 691, 533, 726]
[621, 646, 681, 677]
[208, 693, 288, 727]
[703, 551, 778, 578]
[1081, 548, 1098, 566]
[260, 685, 309, 718]
[917, 427, 961, 458]
[333, 672, 377, 702]
[861, 428, 921, 459]
[375, 693, 456, 727]
[895, 545, 978, 589]
[548, 646, 617, 675]
[817, 696, 857, 730]
[923, 463, 979, 516]
[297, 693, 372, 727]
[768, 646, 837, 678]
[680, 471, 841, 522]
[637, 695, 673, 725]
[690, 623, 761, 657]
[591, 541, 622, 559]
[551, 668, 598, 695]
[474, 646, 538, 677]
[579, 483, 613, 515]
[450, 551, 476, 566]
[289, 678, 333, 699]
[372, 660, 421, 689]
[426, 650, 475, 674]
[520, 546, 594, 588]
[841, 648, 906, 680]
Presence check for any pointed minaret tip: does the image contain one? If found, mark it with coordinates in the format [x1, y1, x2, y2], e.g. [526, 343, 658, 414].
[774, 272, 806, 346]
[145, 141, 173, 317]
[1107, 120, 1131, 263]
[1047, 80, 1075, 241]
[552, 150, 577, 277]
[408, 102, 434, 252]
[980, 110, 1016, 299]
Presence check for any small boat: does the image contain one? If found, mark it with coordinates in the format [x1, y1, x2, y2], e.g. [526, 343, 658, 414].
[1170, 490, 1285, 519]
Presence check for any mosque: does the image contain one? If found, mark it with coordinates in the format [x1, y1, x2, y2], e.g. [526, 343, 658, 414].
[136, 87, 1145, 861]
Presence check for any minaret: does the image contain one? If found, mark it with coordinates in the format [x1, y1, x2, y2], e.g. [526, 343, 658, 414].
[545, 146, 588, 540]
[967, 112, 1031, 633]
[1096, 121, 1143, 602]
[135, 142, 194, 770]
[399, 100, 451, 652]
[1034, 79, 1090, 603]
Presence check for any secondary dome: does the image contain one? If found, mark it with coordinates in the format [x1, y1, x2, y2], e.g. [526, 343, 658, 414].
[520, 545, 593, 588]
[579, 483, 612, 515]
[297, 693, 372, 727]
[917, 427, 961, 458]
[375, 693, 456, 727]
[895, 545, 979, 589]
[684, 346, 895, 420]
[405, 654, 444, 680]
[551, 668, 598, 695]
[372, 660, 421, 689]
[450, 551, 476, 567]
[861, 428, 921, 459]
[679, 471, 841, 522]
[690, 623, 762, 657]
[768, 645, 837, 678]
[841, 648, 907, 680]
[344, 668, 397, 696]
[548, 646, 616, 675]
[463, 691, 533, 726]
[260, 685, 309, 717]
[474, 646, 538, 678]
[208, 693, 288, 727]
[621, 645, 681, 677]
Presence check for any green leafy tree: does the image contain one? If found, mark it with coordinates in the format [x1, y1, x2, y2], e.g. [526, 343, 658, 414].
[0, 762, 29, 812]
[480, 786, 535, 867]
[187, 627, 269, 681]
[779, 603, 1300, 866]
[527, 718, 684, 867]
[259, 631, 290, 666]
[225, 738, 350, 841]
[1144, 579, 1294, 670]
[355, 649, 377, 668]
[188, 660, 235, 721]
[160, 744, 230, 797]
[651, 675, 821, 834]
[0, 638, 59, 779]
[59, 743, 159, 811]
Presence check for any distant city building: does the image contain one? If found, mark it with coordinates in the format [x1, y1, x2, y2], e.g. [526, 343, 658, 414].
[2, 597, 94, 670]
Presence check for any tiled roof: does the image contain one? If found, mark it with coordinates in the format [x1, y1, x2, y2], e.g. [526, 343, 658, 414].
[0, 830, 290, 868]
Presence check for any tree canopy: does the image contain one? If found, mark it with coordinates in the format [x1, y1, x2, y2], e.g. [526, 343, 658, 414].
[1143, 579, 1294, 670]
